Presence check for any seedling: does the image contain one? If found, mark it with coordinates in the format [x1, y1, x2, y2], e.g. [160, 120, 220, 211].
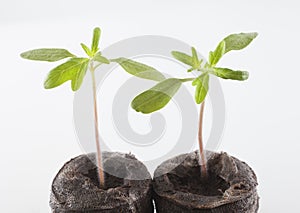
[20, 27, 165, 188]
[123, 32, 258, 177]
[20, 27, 112, 188]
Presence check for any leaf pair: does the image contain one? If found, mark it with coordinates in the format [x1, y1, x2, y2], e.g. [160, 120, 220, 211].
[209, 32, 258, 66]
[192, 73, 209, 104]
[128, 32, 258, 114]
[129, 73, 208, 114]
[21, 27, 167, 92]
[21, 48, 87, 91]
[44, 58, 89, 91]
[21, 27, 109, 91]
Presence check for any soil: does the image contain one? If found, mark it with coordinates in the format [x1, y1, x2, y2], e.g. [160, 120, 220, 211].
[50, 152, 153, 213]
[153, 151, 259, 213]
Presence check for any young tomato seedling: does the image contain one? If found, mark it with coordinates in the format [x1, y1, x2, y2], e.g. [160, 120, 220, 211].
[20, 27, 166, 188]
[124, 32, 258, 178]
[21, 27, 110, 188]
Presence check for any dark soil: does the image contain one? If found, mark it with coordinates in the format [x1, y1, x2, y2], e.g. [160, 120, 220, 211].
[168, 167, 230, 197]
[153, 151, 259, 213]
[83, 166, 124, 190]
[50, 152, 153, 213]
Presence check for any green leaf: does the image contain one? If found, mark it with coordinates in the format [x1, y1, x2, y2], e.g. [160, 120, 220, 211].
[44, 58, 89, 91]
[212, 67, 249, 81]
[209, 41, 225, 66]
[223, 32, 258, 53]
[80, 43, 92, 57]
[191, 47, 200, 68]
[187, 68, 194, 72]
[94, 52, 110, 64]
[111, 57, 165, 81]
[171, 51, 194, 67]
[193, 73, 209, 104]
[91, 27, 101, 54]
[20, 48, 75, 62]
[131, 78, 182, 113]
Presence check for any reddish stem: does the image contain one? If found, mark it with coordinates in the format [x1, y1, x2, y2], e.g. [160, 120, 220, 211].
[91, 69, 105, 188]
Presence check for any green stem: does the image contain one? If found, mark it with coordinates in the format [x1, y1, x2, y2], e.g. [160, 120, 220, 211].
[90, 63, 105, 188]
[199, 67, 215, 74]
[94, 62, 102, 70]
[179, 77, 195, 82]
[198, 99, 207, 178]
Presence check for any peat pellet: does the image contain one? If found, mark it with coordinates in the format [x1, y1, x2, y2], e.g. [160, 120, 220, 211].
[153, 151, 259, 213]
[50, 152, 153, 213]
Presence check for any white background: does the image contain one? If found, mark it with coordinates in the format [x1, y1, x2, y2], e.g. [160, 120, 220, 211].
[1, 0, 300, 212]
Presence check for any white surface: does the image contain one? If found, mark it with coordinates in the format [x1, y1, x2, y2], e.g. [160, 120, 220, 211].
[1, 0, 300, 212]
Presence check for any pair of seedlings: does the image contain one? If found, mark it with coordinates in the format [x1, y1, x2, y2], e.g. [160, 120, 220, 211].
[21, 27, 257, 188]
